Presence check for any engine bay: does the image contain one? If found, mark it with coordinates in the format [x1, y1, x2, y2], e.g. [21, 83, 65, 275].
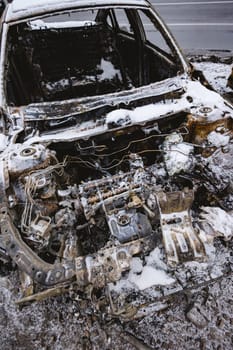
[0, 105, 232, 316]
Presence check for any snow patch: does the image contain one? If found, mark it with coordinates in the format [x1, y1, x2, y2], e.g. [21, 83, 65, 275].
[110, 248, 175, 292]
[131, 266, 175, 290]
[184, 81, 225, 109]
[12, 0, 74, 12]
[0, 134, 7, 152]
[163, 133, 194, 176]
[129, 248, 175, 290]
[207, 131, 230, 147]
[193, 62, 232, 94]
[99, 59, 121, 81]
[105, 80, 232, 129]
[200, 207, 233, 241]
[29, 19, 97, 29]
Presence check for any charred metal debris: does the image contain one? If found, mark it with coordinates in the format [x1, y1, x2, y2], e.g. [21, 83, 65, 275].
[0, 1, 232, 319]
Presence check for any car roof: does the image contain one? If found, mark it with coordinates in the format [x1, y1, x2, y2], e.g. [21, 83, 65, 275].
[5, 0, 150, 23]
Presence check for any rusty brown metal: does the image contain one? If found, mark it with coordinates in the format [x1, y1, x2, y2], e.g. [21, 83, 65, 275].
[187, 115, 233, 144]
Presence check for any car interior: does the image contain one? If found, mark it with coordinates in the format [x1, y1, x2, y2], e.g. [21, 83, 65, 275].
[6, 8, 181, 105]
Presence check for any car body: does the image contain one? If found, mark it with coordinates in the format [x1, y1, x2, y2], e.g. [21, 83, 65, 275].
[0, 0, 232, 316]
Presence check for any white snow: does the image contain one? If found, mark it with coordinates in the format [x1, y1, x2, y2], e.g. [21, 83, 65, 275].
[106, 109, 131, 126]
[43, 59, 121, 94]
[0, 134, 7, 152]
[131, 266, 175, 290]
[110, 248, 175, 292]
[29, 19, 97, 29]
[11, 0, 84, 13]
[105, 101, 186, 126]
[129, 248, 175, 290]
[26, 77, 232, 147]
[130, 257, 143, 274]
[8, 0, 146, 22]
[45, 79, 71, 91]
[26, 120, 107, 144]
[184, 81, 226, 110]
[11, 0, 145, 13]
[145, 247, 168, 270]
[106, 80, 232, 128]
[12, 0, 65, 11]
[193, 62, 232, 95]
[99, 59, 121, 81]
[200, 207, 233, 241]
[207, 131, 230, 147]
[163, 133, 194, 176]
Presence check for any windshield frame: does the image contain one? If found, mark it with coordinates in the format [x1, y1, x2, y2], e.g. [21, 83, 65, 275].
[0, 4, 189, 109]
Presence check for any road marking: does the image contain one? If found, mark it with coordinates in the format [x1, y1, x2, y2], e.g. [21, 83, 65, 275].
[167, 23, 233, 26]
[144, 23, 233, 27]
[155, 1, 233, 6]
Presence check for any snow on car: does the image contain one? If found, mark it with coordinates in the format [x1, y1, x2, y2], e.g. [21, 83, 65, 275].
[0, 0, 232, 318]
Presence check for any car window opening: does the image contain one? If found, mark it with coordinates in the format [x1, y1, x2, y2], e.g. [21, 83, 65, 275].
[6, 8, 180, 106]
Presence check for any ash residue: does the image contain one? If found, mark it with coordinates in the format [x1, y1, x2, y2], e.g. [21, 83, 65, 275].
[125, 276, 233, 350]
[1, 268, 233, 350]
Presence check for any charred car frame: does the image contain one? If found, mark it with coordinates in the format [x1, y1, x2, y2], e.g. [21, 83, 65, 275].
[0, 0, 232, 317]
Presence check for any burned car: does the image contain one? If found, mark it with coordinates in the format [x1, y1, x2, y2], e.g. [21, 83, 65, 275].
[0, 0, 232, 317]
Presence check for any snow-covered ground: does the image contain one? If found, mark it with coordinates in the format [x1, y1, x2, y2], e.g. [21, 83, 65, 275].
[193, 61, 232, 95]
[188, 51, 233, 101]
[0, 269, 233, 349]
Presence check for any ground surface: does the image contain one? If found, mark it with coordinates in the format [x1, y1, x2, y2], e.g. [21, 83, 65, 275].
[0, 54, 232, 350]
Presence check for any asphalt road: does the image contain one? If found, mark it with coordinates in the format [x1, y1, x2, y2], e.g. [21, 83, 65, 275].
[41, 0, 233, 51]
[153, 0, 233, 50]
